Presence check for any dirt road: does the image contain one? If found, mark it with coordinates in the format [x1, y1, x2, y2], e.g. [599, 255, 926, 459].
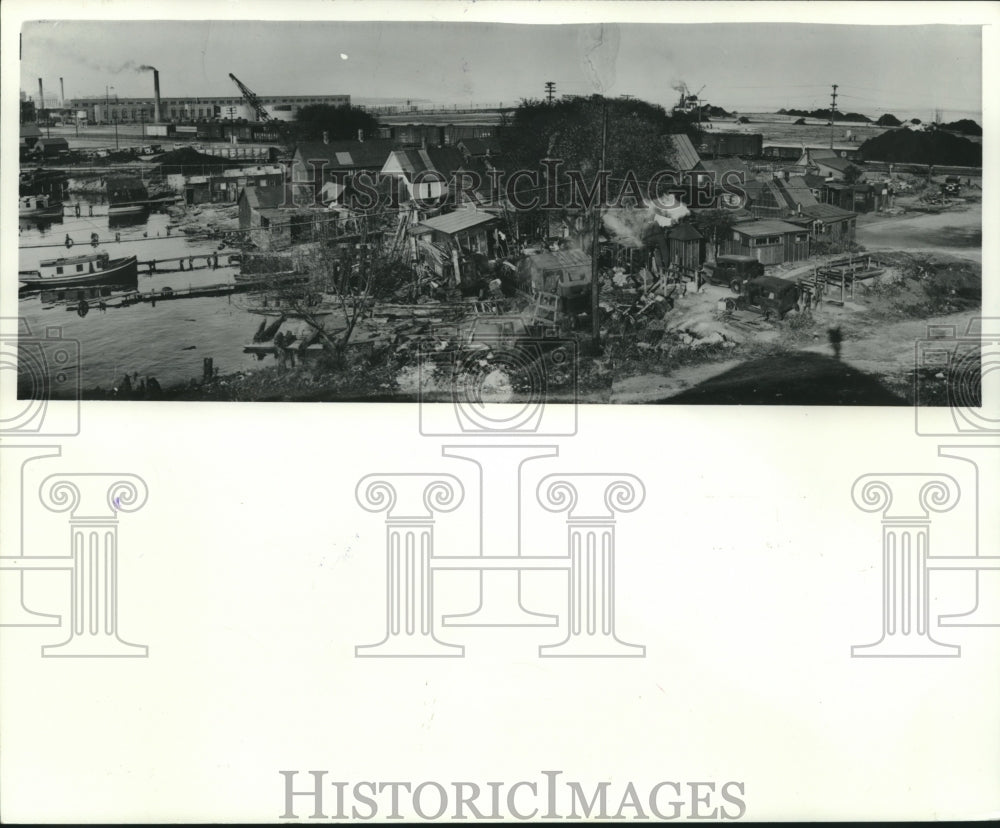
[857, 202, 981, 262]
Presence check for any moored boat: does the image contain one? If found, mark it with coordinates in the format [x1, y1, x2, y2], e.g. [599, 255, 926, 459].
[19, 194, 64, 219]
[106, 176, 151, 218]
[18, 252, 139, 290]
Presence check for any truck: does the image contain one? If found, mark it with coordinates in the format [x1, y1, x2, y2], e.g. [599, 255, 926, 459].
[723, 275, 800, 321]
[941, 175, 962, 196]
[700, 254, 765, 293]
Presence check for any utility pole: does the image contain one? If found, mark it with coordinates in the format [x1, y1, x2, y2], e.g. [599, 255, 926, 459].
[591, 100, 608, 351]
[829, 84, 838, 149]
[545, 81, 556, 105]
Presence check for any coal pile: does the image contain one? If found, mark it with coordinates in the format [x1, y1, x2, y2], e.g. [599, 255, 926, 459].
[858, 129, 982, 166]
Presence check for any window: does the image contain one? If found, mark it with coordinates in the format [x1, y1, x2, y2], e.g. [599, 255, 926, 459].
[76, 264, 84, 272]
[56, 266, 64, 274]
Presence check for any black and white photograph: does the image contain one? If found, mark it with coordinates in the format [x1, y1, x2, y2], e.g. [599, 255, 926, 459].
[15, 11, 983, 404]
[3, 1, 998, 824]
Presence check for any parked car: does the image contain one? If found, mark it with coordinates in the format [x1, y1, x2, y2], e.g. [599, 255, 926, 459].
[725, 275, 800, 320]
[701, 254, 765, 292]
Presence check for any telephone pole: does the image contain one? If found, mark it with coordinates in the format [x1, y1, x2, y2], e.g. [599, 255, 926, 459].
[545, 81, 556, 105]
[591, 100, 608, 351]
[829, 84, 838, 149]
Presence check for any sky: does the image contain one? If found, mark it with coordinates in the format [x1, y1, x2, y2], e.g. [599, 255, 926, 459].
[20, 20, 982, 121]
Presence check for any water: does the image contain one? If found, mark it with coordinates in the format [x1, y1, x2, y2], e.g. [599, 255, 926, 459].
[18, 203, 268, 392]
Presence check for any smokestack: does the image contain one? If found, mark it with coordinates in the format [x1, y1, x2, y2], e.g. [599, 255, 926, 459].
[60, 77, 65, 106]
[37, 78, 44, 110]
[153, 69, 161, 123]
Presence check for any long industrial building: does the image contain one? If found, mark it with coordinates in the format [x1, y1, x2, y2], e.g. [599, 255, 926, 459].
[65, 94, 350, 125]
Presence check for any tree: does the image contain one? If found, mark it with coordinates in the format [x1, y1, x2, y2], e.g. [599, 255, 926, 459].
[288, 104, 380, 145]
[498, 95, 678, 207]
[842, 164, 863, 185]
[692, 209, 736, 260]
[255, 207, 408, 367]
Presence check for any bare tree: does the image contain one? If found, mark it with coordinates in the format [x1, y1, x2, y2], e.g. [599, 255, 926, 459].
[260, 214, 410, 363]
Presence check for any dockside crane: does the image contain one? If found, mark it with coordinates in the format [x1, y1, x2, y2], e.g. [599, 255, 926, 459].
[228, 73, 271, 121]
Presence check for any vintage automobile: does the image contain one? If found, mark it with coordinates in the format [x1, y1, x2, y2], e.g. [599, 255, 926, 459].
[724, 275, 800, 321]
[701, 254, 765, 292]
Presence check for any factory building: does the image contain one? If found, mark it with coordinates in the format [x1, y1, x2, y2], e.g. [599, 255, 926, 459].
[66, 94, 350, 125]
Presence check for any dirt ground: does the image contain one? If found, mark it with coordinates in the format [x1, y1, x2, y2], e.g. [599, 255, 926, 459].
[602, 199, 982, 404]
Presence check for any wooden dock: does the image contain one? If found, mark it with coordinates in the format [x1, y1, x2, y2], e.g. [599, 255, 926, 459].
[66, 277, 304, 311]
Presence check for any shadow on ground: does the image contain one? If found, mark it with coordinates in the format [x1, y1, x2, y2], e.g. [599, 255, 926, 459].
[655, 351, 907, 405]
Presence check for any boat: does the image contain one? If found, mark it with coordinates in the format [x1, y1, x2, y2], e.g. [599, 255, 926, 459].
[106, 176, 151, 218]
[108, 203, 148, 217]
[18, 252, 139, 290]
[19, 194, 64, 219]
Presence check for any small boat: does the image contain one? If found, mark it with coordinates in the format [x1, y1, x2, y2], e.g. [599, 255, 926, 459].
[106, 176, 151, 217]
[19, 194, 64, 219]
[18, 252, 139, 290]
[108, 204, 148, 217]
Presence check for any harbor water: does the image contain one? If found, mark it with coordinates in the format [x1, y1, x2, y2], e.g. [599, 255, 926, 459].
[17, 204, 270, 393]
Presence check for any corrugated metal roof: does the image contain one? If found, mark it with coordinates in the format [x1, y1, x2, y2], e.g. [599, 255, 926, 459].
[733, 219, 805, 236]
[521, 248, 591, 272]
[417, 209, 499, 235]
[664, 134, 702, 171]
[775, 176, 820, 208]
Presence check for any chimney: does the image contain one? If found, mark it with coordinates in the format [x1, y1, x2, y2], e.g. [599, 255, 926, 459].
[59, 77, 65, 107]
[357, 128, 364, 143]
[322, 131, 330, 144]
[152, 69, 162, 123]
[421, 135, 427, 150]
[37, 77, 44, 110]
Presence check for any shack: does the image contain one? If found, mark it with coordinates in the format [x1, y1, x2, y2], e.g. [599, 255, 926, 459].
[411, 208, 502, 283]
[721, 219, 810, 265]
[822, 182, 879, 213]
[33, 137, 70, 158]
[666, 222, 706, 270]
[789, 203, 858, 246]
[515, 248, 591, 299]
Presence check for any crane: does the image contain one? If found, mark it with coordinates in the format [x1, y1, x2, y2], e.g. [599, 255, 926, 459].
[228, 73, 271, 121]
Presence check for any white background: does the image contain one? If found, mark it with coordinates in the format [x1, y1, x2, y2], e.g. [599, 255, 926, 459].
[2, 1, 999, 822]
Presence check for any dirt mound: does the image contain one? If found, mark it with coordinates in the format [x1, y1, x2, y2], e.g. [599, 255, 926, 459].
[859, 129, 982, 166]
[151, 147, 241, 174]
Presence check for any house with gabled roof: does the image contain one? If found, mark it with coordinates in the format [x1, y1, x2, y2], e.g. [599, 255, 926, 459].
[664, 133, 703, 173]
[291, 138, 397, 205]
[381, 146, 466, 204]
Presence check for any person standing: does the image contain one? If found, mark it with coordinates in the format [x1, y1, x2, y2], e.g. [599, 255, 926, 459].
[827, 325, 843, 361]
